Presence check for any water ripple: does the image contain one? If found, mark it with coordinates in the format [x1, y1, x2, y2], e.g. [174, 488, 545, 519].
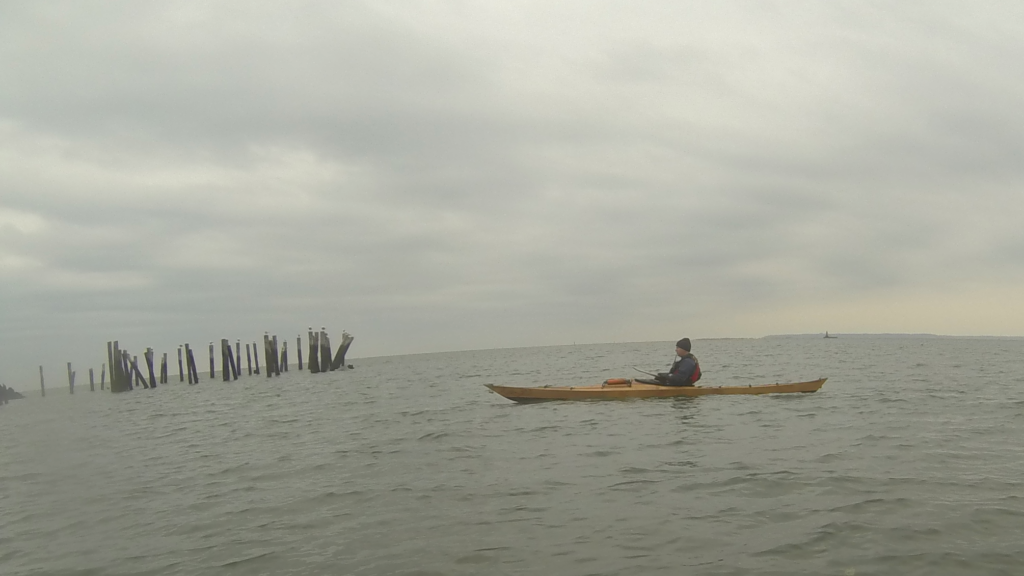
[2, 337, 1024, 575]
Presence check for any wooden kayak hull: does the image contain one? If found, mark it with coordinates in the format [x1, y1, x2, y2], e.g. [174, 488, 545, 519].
[485, 378, 827, 403]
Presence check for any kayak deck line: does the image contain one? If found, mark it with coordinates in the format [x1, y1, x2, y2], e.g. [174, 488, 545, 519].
[485, 378, 827, 403]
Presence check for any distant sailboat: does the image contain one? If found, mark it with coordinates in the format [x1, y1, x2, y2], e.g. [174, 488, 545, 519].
[824, 331, 838, 339]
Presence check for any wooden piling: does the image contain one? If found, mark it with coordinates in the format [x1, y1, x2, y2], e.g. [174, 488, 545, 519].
[245, 343, 253, 376]
[161, 353, 168, 384]
[119, 349, 132, 391]
[191, 347, 200, 383]
[272, 335, 281, 376]
[282, 340, 289, 372]
[100, 363, 106, 391]
[111, 341, 123, 392]
[297, 335, 303, 370]
[184, 344, 194, 384]
[111, 342, 128, 392]
[106, 342, 115, 390]
[116, 343, 126, 392]
[331, 331, 356, 370]
[227, 342, 239, 380]
[146, 348, 157, 388]
[234, 340, 241, 379]
[320, 328, 332, 372]
[221, 339, 230, 382]
[125, 351, 134, 389]
[222, 339, 238, 381]
[308, 328, 320, 373]
[131, 356, 149, 389]
[108, 342, 116, 392]
[39, 365, 45, 397]
[125, 351, 134, 391]
[208, 342, 215, 378]
[113, 345, 122, 391]
[252, 342, 261, 375]
[177, 346, 185, 382]
[185, 344, 199, 384]
[89, 368, 95, 392]
[120, 348, 126, 389]
[67, 362, 75, 394]
[132, 356, 146, 389]
[266, 332, 274, 377]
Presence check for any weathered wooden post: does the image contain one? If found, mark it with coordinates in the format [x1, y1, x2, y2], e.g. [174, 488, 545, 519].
[264, 333, 272, 378]
[100, 363, 106, 391]
[185, 344, 200, 384]
[161, 353, 168, 384]
[252, 341, 261, 375]
[192, 347, 200, 383]
[234, 340, 241, 378]
[184, 344, 194, 384]
[272, 334, 279, 375]
[221, 339, 230, 382]
[177, 346, 185, 382]
[297, 335, 303, 370]
[208, 342, 215, 378]
[221, 339, 238, 381]
[128, 354, 137, 388]
[331, 331, 356, 370]
[39, 365, 45, 397]
[114, 347, 126, 391]
[125, 351, 133, 391]
[111, 342, 122, 392]
[272, 335, 281, 376]
[110, 342, 118, 392]
[131, 356, 146, 389]
[121, 350, 132, 390]
[120, 349, 133, 391]
[112, 341, 128, 392]
[67, 362, 75, 394]
[281, 340, 289, 372]
[89, 368, 95, 392]
[245, 343, 253, 376]
[131, 356, 149, 389]
[227, 342, 238, 380]
[320, 328, 332, 372]
[114, 343, 123, 392]
[120, 343, 131, 392]
[308, 328, 320, 373]
[146, 348, 157, 388]
[106, 342, 115, 389]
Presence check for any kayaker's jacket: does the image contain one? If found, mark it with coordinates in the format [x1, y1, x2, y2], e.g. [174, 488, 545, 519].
[666, 353, 700, 387]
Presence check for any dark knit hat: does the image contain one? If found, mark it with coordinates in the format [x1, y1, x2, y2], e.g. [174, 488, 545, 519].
[676, 338, 691, 351]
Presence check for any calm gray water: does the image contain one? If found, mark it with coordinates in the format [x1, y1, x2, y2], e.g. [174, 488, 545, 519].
[2, 336, 1023, 575]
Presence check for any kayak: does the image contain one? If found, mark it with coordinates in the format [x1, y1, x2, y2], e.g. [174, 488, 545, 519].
[485, 377, 827, 403]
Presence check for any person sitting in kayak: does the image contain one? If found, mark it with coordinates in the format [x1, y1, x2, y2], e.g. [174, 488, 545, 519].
[655, 338, 701, 386]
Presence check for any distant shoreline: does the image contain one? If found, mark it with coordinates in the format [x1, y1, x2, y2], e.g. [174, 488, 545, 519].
[764, 333, 1024, 339]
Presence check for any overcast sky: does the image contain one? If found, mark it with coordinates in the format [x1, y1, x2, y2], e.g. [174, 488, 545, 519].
[3, 1, 1024, 386]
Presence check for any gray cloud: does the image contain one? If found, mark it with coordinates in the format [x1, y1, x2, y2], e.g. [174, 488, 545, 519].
[3, 1, 1024, 386]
